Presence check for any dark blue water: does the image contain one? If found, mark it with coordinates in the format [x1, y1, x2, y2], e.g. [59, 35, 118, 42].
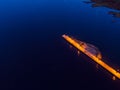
[0, 0, 120, 89]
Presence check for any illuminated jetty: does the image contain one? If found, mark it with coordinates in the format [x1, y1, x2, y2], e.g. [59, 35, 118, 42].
[62, 34, 120, 80]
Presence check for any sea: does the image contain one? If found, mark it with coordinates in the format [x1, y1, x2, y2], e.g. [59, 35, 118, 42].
[0, 0, 120, 89]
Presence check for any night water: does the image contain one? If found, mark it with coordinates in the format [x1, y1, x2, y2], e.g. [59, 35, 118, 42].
[0, 0, 120, 89]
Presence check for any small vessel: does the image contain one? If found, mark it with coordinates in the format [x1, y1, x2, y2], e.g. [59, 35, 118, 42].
[72, 37, 102, 59]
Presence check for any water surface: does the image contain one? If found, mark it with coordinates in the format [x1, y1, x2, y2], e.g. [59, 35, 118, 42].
[0, 0, 120, 89]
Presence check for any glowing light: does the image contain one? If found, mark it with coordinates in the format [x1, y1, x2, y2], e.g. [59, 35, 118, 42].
[112, 76, 116, 80]
[62, 34, 120, 79]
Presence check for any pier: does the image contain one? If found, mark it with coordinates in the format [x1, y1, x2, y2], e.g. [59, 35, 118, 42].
[62, 34, 120, 80]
